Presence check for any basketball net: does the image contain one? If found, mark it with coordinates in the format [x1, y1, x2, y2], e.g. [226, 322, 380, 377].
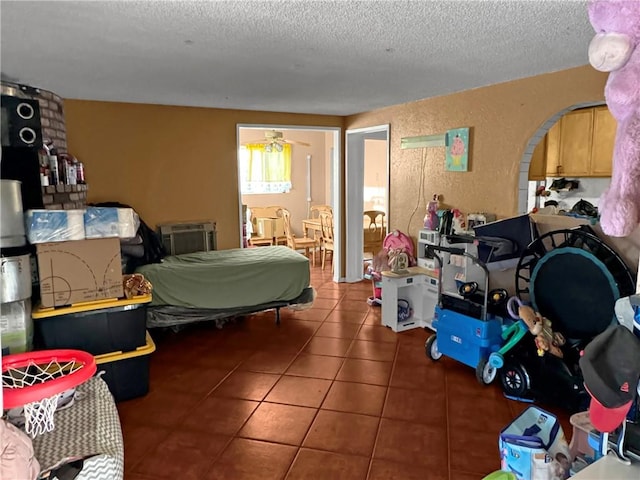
[3, 357, 84, 437]
[23, 394, 61, 436]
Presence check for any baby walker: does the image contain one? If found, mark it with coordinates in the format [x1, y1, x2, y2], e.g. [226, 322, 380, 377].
[425, 236, 522, 385]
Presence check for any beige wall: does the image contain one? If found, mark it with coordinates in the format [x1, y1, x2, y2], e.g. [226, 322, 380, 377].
[64, 100, 342, 249]
[346, 65, 608, 237]
[363, 139, 387, 212]
[239, 129, 330, 237]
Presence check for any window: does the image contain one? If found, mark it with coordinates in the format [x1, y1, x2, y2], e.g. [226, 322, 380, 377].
[239, 143, 292, 194]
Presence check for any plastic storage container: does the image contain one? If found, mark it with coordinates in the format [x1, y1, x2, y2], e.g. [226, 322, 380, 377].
[432, 305, 503, 369]
[32, 295, 151, 355]
[95, 330, 155, 402]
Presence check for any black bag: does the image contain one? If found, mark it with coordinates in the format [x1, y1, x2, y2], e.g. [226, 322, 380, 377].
[91, 202, 166, 273]
[570, 199, 598, 218]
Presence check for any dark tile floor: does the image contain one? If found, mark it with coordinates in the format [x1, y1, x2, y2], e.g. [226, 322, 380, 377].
[119, 263, 572, 480]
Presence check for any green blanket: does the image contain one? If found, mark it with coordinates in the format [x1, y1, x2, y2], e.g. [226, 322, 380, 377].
[137, 246, 310, 309]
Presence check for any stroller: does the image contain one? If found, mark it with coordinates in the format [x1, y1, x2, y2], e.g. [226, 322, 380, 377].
[365, 230, 415, 305]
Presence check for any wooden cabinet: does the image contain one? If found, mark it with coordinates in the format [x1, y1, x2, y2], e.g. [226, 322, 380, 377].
[530, 106, 616, 180]
[556, 108, 593, 176]
[590, 105, 617, 176]
[528, 135, 547, 181]
[542, 106, 616, 178]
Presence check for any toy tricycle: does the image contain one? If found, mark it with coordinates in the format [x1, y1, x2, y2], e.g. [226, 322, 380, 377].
[425, 238, 526, 385]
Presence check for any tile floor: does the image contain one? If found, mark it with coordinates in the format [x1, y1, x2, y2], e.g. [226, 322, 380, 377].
[119, 263, 572, 480]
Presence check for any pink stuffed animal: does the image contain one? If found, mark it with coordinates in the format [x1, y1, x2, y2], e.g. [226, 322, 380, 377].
[588, 0, 640, 237]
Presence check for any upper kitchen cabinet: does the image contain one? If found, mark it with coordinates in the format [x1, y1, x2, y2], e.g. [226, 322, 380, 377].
[544, 105, 616, 178]
[528, 134, 548, 181]
[590, 105, 617, 176]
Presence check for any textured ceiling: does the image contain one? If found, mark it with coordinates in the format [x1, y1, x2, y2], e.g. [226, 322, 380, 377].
[0, 0, 593, 116]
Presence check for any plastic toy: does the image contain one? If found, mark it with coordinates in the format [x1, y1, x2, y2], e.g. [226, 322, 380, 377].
[451, 208, 466, 234]
[425, 240, 505, 385]
[387, 247, 409, 272]
[423, 194, 440, 230]
[587, 0, 640, 237]
[487, 297, 530, 370]
[365, 230, 416, 305]
[517, 302, 566, 359]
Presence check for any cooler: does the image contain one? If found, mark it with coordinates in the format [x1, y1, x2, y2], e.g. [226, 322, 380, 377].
[95, 330, 155, 402]
[32, 294, 151, 355]
[432, 305, 503, 368]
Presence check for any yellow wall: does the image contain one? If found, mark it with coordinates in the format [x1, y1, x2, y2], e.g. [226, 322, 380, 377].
[65, 65, 607, 250]
[64, 101, 342, 249]
[346, 65, 608, 236]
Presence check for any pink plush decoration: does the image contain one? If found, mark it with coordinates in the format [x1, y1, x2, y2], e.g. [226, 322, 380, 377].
[588, 0, 640, 237]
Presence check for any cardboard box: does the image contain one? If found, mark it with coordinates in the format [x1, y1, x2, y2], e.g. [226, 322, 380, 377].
[36, 238, 123, 308]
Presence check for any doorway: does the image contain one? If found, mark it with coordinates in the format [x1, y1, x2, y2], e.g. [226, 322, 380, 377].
[345, 125, 390, 283]
[237, 124, 342, 281]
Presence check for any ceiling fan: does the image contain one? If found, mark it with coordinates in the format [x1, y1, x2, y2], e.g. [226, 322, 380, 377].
[244, 130, 311, 151]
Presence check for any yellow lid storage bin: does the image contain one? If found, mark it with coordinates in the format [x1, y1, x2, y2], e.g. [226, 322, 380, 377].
[32, 295, 151, 356]
[95, 330, 156, 402]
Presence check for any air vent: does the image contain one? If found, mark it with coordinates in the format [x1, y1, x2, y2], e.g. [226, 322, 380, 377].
[158, 221, 217, 255]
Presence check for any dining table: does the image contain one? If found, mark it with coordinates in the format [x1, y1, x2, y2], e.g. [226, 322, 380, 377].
[302, 218, 322, 239]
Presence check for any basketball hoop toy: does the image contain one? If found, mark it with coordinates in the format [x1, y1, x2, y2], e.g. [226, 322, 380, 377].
[2, 349, 96, 437]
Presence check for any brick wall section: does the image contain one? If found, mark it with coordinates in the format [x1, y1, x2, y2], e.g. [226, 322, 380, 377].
[38, 90, 67, 152]
[42, 184, 88, 210]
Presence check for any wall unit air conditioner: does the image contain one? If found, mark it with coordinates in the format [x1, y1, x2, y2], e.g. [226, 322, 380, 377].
[158, 221, 217, 256]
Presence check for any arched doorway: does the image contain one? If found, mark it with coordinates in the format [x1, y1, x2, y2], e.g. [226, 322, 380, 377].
[516, 101, 607, 214]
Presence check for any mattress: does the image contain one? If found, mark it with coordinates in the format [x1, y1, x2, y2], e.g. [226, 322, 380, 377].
[146, 286, 315, 329]
[136, 245, 310, 309]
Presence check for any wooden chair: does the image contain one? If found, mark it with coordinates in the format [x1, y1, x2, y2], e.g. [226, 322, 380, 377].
[280, 208, 317, 266]
[308, 204, 332, 245]
[248, 206, 286, 246]
[363, 210, 386, 257]
[319, 211, 335, 272]
[309, 204, 333, 219]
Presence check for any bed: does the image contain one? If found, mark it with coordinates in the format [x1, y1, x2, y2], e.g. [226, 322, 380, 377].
[136, 245, 313, 329]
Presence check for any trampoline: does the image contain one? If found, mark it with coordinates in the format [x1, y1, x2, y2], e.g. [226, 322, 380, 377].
[515, 227, 635, 339]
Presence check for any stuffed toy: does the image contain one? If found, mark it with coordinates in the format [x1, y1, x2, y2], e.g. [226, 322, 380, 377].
[587, 0, 640, 237]
[518, 304, 566, 358]
[123, 273, 153, 299]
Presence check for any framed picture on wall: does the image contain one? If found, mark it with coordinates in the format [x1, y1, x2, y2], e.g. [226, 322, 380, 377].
[445, 127, 470, 172]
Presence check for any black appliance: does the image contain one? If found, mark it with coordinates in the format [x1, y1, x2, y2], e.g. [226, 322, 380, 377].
[1, 146, 44, 211]
[1, 95, 43, 148]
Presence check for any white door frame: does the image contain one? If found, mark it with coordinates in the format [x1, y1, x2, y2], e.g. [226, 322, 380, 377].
[345, 124, 390, 283]
[236, 124, 342, 282]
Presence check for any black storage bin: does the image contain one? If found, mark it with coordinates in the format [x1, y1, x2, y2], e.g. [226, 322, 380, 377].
[32, 295, 150, 355]
[95, 330, 155, 402]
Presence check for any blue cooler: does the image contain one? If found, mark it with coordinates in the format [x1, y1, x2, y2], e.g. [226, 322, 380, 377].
[433, 305, 503, 368]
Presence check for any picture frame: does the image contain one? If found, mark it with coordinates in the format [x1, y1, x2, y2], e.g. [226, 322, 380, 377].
[445, 127, 470, 172]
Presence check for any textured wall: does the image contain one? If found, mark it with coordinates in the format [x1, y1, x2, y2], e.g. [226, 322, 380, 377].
[345, 65, 608, 237]
[64, 65, 608, 250]
[64, 100, 343, 249]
